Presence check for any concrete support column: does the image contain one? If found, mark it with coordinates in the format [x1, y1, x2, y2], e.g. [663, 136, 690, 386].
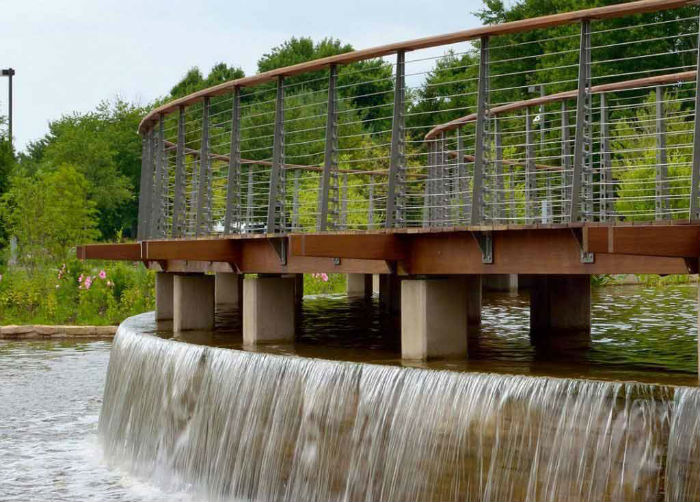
[482, 274, 518, 293]
[465, 275, 482, 327]
[155, 272, 174, 321]
[215, 272, 242, 307]
[174, 274, 215, 332]
[401, 277, 468, 360]
[530, 275, 591, 350]
[243, 276, 295, 345]
[379, 274, 401, 313]
[347, 273, 372, 298]
[294, 274, 304, 306]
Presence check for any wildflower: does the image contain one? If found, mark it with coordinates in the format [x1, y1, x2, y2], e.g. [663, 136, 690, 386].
[320, 273, 329, 282]
[78, 274, 84, 284]
[56, 284, 60, 289]
[84, 276, 93, 290]
[98, 270, 107, 280]
[106, 280, 113, 287]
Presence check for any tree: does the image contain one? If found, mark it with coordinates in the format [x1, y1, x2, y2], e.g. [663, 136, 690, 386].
[1, 164, 99, 266]
[23, 99, 145, 240]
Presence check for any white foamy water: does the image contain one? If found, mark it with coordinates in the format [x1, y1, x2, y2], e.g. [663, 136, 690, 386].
[99, 313, 700, 502]
[0, 339, 192, 502]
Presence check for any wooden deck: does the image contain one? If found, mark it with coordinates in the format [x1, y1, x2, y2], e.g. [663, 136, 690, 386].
[78, 222, 699, 275]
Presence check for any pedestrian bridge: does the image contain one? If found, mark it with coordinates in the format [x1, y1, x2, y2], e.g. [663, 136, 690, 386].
[80, 0, 700, 367]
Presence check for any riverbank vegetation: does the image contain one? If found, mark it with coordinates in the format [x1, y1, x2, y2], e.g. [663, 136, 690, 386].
[1, 0, 697, 325]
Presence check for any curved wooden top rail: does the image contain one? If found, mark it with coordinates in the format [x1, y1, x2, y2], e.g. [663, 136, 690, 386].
[424, 70, 697, 140]
[138, 0, 694, 134]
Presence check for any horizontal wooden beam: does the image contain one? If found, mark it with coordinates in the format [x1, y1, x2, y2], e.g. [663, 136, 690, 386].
[583, 224, 700, 258]
[78, 225, 696, 275]
[141, 239, 241, 263]
[139, 0, 693, 133]
[76, 243, 141, 261]
[289, 233, 406, 260]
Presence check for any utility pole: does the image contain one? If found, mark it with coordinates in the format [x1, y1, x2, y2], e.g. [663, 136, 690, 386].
[2, 68, 15, 150]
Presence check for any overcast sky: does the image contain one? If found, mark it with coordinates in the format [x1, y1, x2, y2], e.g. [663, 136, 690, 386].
[1, 0, 486, 152]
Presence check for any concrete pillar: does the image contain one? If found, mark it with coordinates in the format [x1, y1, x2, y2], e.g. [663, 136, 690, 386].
[482, 274, 518, 292]
[530, 275, 591, 350]
[372, 274, 380, 295]
[174, 274, 215, 332]
[294, 274, 304, 306]
[379, 274, 401, 313]
[465, 275, 482, 327]
[215, 272, 242, 306]
[347, 274, 372, 298]
[155, 272, 174, 321]
[243, 276, 295, 345]
[401, 277, 468, 360]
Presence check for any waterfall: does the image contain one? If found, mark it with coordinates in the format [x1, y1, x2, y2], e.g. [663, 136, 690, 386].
[99, 313, 700, 502]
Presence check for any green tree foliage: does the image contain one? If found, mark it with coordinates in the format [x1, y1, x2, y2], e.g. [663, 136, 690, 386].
[0, 116, 14, 250]
[169, 63, 245, 100]
[1, 164, 99, 265]
[21, 99, 145, 239]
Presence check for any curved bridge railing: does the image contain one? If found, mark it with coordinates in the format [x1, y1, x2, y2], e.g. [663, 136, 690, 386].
[136, 0, 700, 240]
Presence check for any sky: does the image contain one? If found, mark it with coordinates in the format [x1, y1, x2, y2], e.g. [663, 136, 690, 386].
[1, 0, 485, 152]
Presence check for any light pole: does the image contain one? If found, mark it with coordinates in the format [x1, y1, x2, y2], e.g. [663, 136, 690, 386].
[2, 68, 15, 149]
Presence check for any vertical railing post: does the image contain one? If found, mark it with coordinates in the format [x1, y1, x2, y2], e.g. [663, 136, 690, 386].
[151, 116, 166, 238]
[386, 50, 406, 228]
[172, 106, 186, 237]
[196, 98, 211, 236]
[494, 117, 503, 222]
[137, 129, 154, 240]
[424, 141, 434, 226]
[267, 76, 286, 233]
[525, 107, 536, 222]
[438, 132, 448, 225]
[319, 64, 338, 231]
[656, 85, 669, 220]
[292, 169, 300, 230]
[189, 157, 199, 235]
[471, 36, 490, 225]
[224, 86, 242, 234]
[570, 20, 591, 222]
[600, 92, 614, 222]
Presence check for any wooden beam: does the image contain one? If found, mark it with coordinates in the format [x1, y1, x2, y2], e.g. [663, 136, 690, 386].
[141, 239, 241, 263]
[289, 233, 407, 260]
[583, 224, 700, 257]
[76, 243, 141, 261]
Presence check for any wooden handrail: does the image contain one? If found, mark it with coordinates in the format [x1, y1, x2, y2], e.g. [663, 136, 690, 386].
[424, 70, 697, 140]
[138, 0, 694, 134]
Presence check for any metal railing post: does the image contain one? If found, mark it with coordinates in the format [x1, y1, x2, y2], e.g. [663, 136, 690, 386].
[196, 98, 211, 236]
[386, 50, 406, 228]
[292, 169, 300, 230]
[224, 86, 242, 234]
[246, 164, 254, 231]
[471, 35, 490, 225]
[368, 174, 375, 229]
[655, 85, 669, 220]
[570, 19, 591, 222]
[319, 65, 338, 231]
[691, 16, 700, 219]
[172, 106, 186, 237]
[137, 129, 154, 240]
[151, 116, 166, 238]
[267, 76, 286, 233]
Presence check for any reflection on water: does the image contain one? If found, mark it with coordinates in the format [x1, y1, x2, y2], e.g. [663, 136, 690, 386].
[158, 283, 699, 386]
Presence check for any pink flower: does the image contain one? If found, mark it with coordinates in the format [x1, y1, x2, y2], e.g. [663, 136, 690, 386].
[84, 276, 93, 290]
[320, 273, 329, 282]
[98, 270, 107, 280]
[78, 274, 84, 284]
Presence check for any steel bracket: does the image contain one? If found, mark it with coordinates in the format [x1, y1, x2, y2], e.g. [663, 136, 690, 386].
[471, 231, 493, 264]
[269, 237, 287, 266]
[571, 228, 594, 264]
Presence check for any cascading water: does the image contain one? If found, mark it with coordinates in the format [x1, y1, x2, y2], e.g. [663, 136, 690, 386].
[99, 313, 700, 502]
